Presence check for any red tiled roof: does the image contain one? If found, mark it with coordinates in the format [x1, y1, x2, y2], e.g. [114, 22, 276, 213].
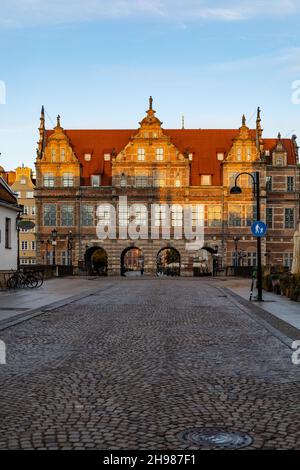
[45, 129, 297, 187]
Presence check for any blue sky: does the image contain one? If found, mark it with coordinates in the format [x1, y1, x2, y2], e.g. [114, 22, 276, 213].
[0, 0, 300, 170]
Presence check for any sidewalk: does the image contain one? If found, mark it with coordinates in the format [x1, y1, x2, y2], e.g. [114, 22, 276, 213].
[217, 277, 300, 331]
[0, 276, 113, 324]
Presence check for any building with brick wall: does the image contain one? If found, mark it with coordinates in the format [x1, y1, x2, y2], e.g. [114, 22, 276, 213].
[34, 99, 300, 276]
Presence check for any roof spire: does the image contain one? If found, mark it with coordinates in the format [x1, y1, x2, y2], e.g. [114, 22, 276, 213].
[182, 115, 185, 130]
[56, 114, 61, 128]
[256, 106, 264, 155]
[278, 132, 282, 140]
[242, 114, 246, 126]
[37, 105, 45, 159]
[149, 96, 153, 110]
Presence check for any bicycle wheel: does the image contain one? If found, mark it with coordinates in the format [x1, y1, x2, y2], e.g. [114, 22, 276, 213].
[25, 274, 39, 288]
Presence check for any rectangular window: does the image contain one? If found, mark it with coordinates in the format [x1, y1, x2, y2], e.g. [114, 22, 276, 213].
[287, 176, 294, 192]
[229, 205, 242, 227]
[246, 205, 257, 227]
[136, 176, 148, 188]
[156, 148, 164, 161]
[44, 173, 55, 188]
[5, 218, 11, 248]
[31, 241, 36, 250]
[51, 148, 56, 162]
[26, 191, 34, 198]
[285, 208, 295, 229]
[171, 206, 183, 227]
[21, 241, 28, 250]
[61, 205, 74, 227]
[217, 152, 224, 161]
[61, 148, 65, 161]
[91, 175, 101, 187]
[85, 153, 92, 161]
[247, 252, 257, 267]
[31, 206, 36, 216]
[208, 205, 222, 227]
[43, 204, 56, 226]
[104, 154, 110, 161]
[266, 176, 272, 191]
[266, 208, 273, 228]
[81, 205, 94, 226]
[63, 173, 74, 187]
[138, 148, 145, 161]
[23, 206, 29, 215]
[201, 175, 212, 186]
[284, 253, 293, 269]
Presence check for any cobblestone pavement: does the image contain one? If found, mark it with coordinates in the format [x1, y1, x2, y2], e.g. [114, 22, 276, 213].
[0, 278, 300, 450]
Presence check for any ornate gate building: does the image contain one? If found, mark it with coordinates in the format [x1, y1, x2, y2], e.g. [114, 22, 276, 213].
[34, 99, 300, 276]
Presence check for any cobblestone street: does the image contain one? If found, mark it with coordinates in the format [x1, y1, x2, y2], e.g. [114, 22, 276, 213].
[0, 278, 300, 450]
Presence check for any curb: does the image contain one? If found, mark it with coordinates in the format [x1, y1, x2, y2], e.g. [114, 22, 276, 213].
[218, 286, 300, 349]
[0, 284, 114, 332]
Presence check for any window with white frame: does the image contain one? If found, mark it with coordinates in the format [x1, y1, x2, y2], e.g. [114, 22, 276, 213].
[31, 241, 36, 250]
[44, 173, 55, 188]
[237, 148, 242, 161]
[287, 176, 294, 192]
[63, 173, 74, 187]
[156, 148, 164, 161]
[85, 153, 92, 161]
[120, 175, 127, 187]
[246, 252, 257, 267]
[31, 206, 36, 215]
[51, 148, 56, 162]
[61, 205, 74, 227]
[104, 153, 110, 161]
[61, 148, 65, 161]
[21, 241, 28, 250]
[175, 179, 181, 187]
[138, 148, 145, 161]
[285, 208, 295, 229]
[26, 191, 34, 198]
[246, 148, 251, 161]
[20, 178, 26, 185]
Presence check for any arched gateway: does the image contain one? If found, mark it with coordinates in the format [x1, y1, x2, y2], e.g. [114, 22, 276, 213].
[157, 247, 181, 277]
[121, 247, 144, 277]
[85, 247, 108, 276]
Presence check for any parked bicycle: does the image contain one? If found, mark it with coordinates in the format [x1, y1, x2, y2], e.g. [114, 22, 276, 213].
[6, 270, 44, 290]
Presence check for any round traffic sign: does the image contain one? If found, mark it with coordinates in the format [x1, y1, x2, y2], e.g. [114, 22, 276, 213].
[251, 221, 267, 237]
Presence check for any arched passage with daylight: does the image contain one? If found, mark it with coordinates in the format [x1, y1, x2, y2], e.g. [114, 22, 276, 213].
[121, 247, 144, 277]
[157, 247, 181, 277]
[85, 247, 108, 276]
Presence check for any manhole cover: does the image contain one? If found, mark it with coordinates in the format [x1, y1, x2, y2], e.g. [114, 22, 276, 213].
[178, 427, 253, 449]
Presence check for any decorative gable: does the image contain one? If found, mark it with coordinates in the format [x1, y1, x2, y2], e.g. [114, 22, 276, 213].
[226, 115, 260, 163]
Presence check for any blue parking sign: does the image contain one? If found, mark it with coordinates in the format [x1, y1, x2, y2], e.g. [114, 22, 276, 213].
[251, 221, 267, 237]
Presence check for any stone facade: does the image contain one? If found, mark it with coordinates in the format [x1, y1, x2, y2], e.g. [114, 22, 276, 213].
[34, 100, 300, 276]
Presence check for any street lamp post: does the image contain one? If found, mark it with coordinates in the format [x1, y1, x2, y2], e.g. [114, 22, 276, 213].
[67, 230, 73, 267]
[230, 171, 263, 301]
[51, 229, 58, 267]
[233, 236, 240, 268]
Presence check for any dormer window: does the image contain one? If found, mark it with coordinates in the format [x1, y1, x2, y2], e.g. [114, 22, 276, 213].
[189, 153, 193, 161]
[217, 152, 224, 161]
[104, 154, 110, 161]
[138, 148, 145, 161]
[91, 175, 101, 187]
[201, 175, 212, 186]
[156, 148, 164, 161]
[84, 154, 92, 162]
